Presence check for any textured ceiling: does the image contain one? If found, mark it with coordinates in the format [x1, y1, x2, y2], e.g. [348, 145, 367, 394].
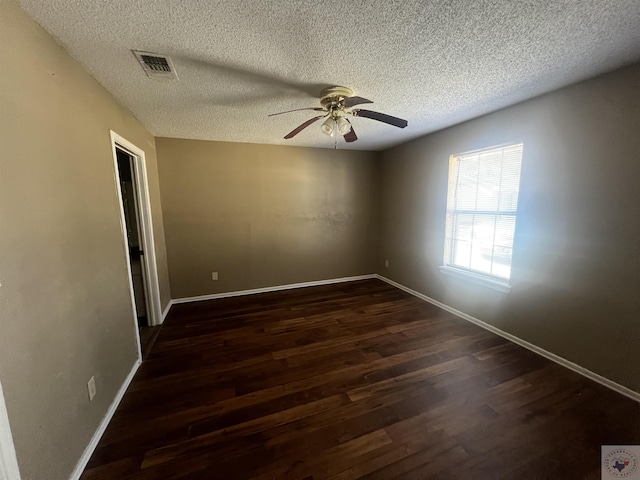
[17, 0, 640, 151]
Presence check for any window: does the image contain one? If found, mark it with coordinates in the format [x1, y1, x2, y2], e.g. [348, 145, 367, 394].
[442, 142, 523, 288]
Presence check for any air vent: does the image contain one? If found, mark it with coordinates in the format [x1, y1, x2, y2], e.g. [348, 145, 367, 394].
[132, 50, 178, 80]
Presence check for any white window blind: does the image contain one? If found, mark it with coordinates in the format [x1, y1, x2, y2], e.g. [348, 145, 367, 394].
[443, 143, 523, 282]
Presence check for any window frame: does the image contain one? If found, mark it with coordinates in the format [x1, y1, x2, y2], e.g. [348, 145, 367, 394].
[440, 141, 523, 292]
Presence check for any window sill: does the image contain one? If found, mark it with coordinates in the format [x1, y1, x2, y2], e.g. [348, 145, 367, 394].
[439, 266, 511, 293]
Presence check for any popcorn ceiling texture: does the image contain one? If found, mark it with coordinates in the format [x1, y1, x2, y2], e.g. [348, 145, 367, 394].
[16, 0, 640, 150]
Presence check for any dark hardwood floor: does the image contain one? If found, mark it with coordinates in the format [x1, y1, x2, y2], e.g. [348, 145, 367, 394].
[81, 279, 640, 479]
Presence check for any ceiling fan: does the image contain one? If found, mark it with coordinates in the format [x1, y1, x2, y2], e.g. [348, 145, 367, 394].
[269, 86, 408, 143]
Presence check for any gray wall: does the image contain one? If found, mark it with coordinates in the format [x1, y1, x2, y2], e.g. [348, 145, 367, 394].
[0, 0, 170, 477]
[379, 63, 640, 394]
[156, 138, 379, 299]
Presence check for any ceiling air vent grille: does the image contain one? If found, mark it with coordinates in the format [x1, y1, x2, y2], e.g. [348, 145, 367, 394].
[132, 50, 178, 80]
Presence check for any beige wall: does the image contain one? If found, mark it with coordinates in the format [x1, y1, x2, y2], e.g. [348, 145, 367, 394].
[0, 0, 170, 478]
[156, 138, 379, 298]
[379, 63, 640, 394]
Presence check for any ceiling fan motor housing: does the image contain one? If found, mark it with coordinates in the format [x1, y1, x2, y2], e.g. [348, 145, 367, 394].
[320, 86, 353, 111]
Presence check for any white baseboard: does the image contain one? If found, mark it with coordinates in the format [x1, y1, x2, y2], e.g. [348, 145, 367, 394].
[376, 275, 640, 403]
[70, 359, 141, 480]
[160, 301, 171, 323]
[170, 274, 377, 305]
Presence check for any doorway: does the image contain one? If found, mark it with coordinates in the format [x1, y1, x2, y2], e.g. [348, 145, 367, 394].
[116, 148, 148, 324]
[110, 132, 162, 359]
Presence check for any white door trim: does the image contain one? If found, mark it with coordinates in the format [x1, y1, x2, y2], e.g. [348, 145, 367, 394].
[110, 131, 162, 330]
[0, 380, 21, 480]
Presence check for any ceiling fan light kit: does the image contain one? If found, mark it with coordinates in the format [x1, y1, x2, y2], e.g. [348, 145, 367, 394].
[270, 85, 408, 144]
[335, 116, 352, 135]
[321, 117, 335, 136]
[321, 116, 352, 137]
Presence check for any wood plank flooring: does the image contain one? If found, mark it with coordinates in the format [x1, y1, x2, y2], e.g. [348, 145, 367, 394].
[81, 279, 640, 479]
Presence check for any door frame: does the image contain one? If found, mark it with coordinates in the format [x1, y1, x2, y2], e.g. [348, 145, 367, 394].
[0, 379, 21, 480]
[110, 131, 162, 331]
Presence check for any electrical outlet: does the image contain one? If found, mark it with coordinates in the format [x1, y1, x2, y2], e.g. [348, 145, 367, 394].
[211, 272, 219, 281]
[87, 376, 96, 401]
[385, 259, 389, 268]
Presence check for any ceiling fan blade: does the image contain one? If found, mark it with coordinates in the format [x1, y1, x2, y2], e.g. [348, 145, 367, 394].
[269, 107, 325, 117]
[343, 119, 358, 143]
[283, 115, 327, 139]
[343, 96, 373, 108]
[351, 109, 408, 128]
